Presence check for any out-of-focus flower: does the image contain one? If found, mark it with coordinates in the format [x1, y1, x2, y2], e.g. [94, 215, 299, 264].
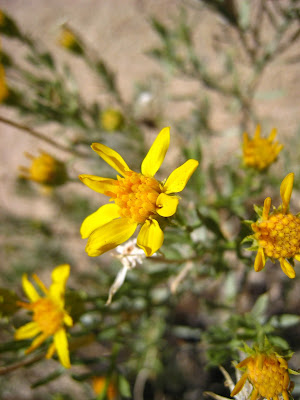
[92, 376, 118, 400]
[101, 108, 124, 132]
[58, 26, 83, 54]
[106, 239, 150, 305]
[79, 127, 199, 257]
[19, 151, 68, 187]
[246, 173, 300, 278]
[243, 125, 283, 171]
[15, 265, 73, 368]
[0, 64, 9, 103]
[231, 345, 296, 400]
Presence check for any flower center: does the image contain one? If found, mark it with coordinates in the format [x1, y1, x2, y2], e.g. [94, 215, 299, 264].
[33, 298, 64, 335]
[252, 213, 300, 259]
[112, 171, 162, 224]
[247, 355, 289, 398]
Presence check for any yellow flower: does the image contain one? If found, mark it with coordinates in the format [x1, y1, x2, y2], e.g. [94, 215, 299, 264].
[92, 376, 118, 400]
[101, 108, 124, 132]
[243, 125, 283, 171]
[79, 127, 199, 257]
[58, 27, 83, 54]
[231, 351, 293, 400]
[15, 265, 73, 368]
[19, 151, 68, 187]
[0, 64, 9, 103]
[249, 173, 300, 278]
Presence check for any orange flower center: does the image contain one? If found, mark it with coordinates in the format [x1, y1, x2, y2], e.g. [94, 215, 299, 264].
[247, 355, 289, 399]
[252, 213, 300, 259]
[111, 171, 162, 224]
[32, 298, 64, 335]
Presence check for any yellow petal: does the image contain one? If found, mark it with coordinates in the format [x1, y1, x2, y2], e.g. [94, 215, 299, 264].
[280, 258, 296, 279]
[50, 264, 70, 300]
[163, 159, 199, 194]
[22, 274, 40, 302]
[137, 219, 164, 256]
[250, 388, 258, 400]
[25, 332, 48, 354]
[268, 127, 277, 142]
[80, 203, 120, 239]
[280, 173, 294, 213]
[262, 197, 271, 220]
[64, 313, 73, 327]
[78, 174, 117, 195]
[54, 328, 70, 368]
[86, 218, 137, 257]
[15, 322, 40, 340]
[230, 371, 248, 397]
[156, 193, 179, 217]
[294, 254, 300, 262]
[141, 127, 170, 177]
[254, 124, 261, 139]
[254, 248, 266, 272]
[91, 143, 131, 176]
[236, 356, 252, 369]
[46, 342, 56, 359]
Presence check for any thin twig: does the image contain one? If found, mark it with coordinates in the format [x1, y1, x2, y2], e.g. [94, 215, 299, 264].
[0, 115, 88, 158]
[0, 353, 44, 375]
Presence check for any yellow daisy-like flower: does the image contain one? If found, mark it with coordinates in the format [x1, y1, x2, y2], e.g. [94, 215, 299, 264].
[249, 173, 300, 278]
[79, 127, 199, 257]
[0, 63, 9, 103]
[19, 151, 68, 187]
[231, 351, 293, 400]
[15, 264, 73, 368]
[243, 125, 283, 171]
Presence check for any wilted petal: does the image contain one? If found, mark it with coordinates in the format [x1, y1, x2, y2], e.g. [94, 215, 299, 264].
[91, 143, 131, 176]
[230, 371, 249, 397]
[141, 127, 170, 177]
[81, 204, 120, 239]
[106, 265, 129, 306]
[164, 159, 199, 194]
[86, 218, 138, 257]
[156, 193, 179, 217]
[137, 219, 164, 257]
[280, 173, 294, 213]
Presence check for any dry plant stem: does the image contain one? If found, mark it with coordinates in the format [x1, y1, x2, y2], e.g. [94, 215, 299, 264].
[0, 115, 87, 158]
[0, 353, 44, 375]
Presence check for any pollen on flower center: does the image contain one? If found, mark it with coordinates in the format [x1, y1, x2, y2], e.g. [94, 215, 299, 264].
[109, 171, 162, 224]
[252, 213, 300, 259]
[247, 354, 289, 399]
[33, 298, 64, 335]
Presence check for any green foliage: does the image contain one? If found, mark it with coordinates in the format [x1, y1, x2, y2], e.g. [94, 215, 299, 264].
[1, 2, 300, 400]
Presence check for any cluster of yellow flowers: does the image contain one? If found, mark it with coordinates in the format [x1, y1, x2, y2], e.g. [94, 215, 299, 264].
[12, 124, 298, 400]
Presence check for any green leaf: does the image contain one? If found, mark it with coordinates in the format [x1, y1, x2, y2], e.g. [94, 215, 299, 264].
[269, 314, 300, 329]
[250, 293, 269, 319]
[118, 375, 131, 398]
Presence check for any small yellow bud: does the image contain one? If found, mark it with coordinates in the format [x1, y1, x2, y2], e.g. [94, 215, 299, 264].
[100, 108, 124, 132]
